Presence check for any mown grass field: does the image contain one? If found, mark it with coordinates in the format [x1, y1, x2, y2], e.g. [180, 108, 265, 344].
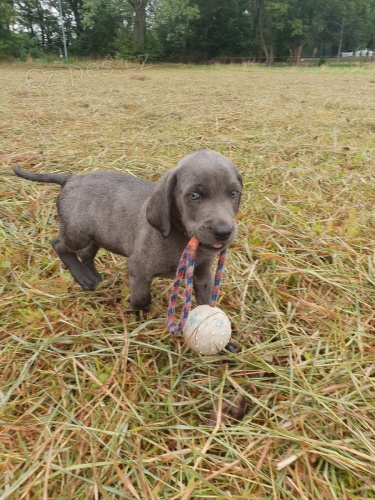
[1, 63, 375, 499]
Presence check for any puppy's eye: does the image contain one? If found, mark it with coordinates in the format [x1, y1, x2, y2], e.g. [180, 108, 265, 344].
[189, 192, 201, 201]
[231, 191, 239, 199]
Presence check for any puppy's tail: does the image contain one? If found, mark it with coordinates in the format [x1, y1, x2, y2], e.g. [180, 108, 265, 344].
[13, 165, 71, 186]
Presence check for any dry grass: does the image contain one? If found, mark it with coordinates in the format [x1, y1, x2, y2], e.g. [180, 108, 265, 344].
[1, 63, 375, 499]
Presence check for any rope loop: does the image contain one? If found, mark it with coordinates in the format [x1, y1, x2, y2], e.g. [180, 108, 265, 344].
[167, 237, 227, 335]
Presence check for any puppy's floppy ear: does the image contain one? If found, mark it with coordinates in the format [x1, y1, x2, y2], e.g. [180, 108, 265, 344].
[146, 169, 177, 237]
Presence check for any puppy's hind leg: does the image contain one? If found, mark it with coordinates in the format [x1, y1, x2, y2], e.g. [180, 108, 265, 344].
[52, 235, 100, 291]
[78, 242, 102, 282]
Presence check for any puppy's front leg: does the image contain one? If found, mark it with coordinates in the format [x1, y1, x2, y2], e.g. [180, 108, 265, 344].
[193, 263, 214, 305]
[127, 261, 153, 311]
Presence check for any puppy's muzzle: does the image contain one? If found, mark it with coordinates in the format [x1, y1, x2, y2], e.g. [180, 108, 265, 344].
[213, 223, 234, 242]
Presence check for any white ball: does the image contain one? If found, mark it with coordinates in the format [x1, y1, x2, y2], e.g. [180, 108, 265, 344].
[183, 305, 231, 355]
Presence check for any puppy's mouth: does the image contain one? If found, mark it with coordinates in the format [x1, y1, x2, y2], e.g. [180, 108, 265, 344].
[199, 242, 227, 251]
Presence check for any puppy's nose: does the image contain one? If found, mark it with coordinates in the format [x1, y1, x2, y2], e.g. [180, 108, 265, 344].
[213, 224, 232, 241]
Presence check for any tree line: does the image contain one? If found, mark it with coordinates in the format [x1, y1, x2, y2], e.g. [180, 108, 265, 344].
[1, 0, 374, 64]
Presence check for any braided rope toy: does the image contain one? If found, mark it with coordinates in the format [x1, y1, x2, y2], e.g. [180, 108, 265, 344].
[167, 237, 231, 354]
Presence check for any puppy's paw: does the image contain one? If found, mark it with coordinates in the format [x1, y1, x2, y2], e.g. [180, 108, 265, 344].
[74, 269, 101, 291]
[122, 307, 149, 323]
[79, 277, 99, 291]
[83, 264, 102, 282]
[224, 341, 242, 354]
[129, 296, 151, 316]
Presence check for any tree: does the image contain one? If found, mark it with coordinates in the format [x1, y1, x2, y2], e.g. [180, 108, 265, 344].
[188, 0, 254, 60]
[154, 0, 199, 60]
[255, 0, 282, 65]
[255, 0, 375, 65]
[0, 0, 17, 58]
[3, 0, 375, 61]
[81, 0, 151, 54]
[339, 0, 375, 52]
[77, 0, 127, 56]
[14, 0, 61, 52]
[128, 0, 148, 47]
[66, 0, 84, 34]
[255, 0, 325, 65]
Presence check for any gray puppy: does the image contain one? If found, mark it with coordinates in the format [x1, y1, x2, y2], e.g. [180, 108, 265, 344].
[13, 150, 242, 313]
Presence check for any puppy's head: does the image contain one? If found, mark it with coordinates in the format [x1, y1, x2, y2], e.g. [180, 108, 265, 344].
[146, 150, 242, 251]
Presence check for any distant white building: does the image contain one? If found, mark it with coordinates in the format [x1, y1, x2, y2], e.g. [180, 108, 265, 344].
[355, 49, 373, 57]
[341, 49, 373, 57]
